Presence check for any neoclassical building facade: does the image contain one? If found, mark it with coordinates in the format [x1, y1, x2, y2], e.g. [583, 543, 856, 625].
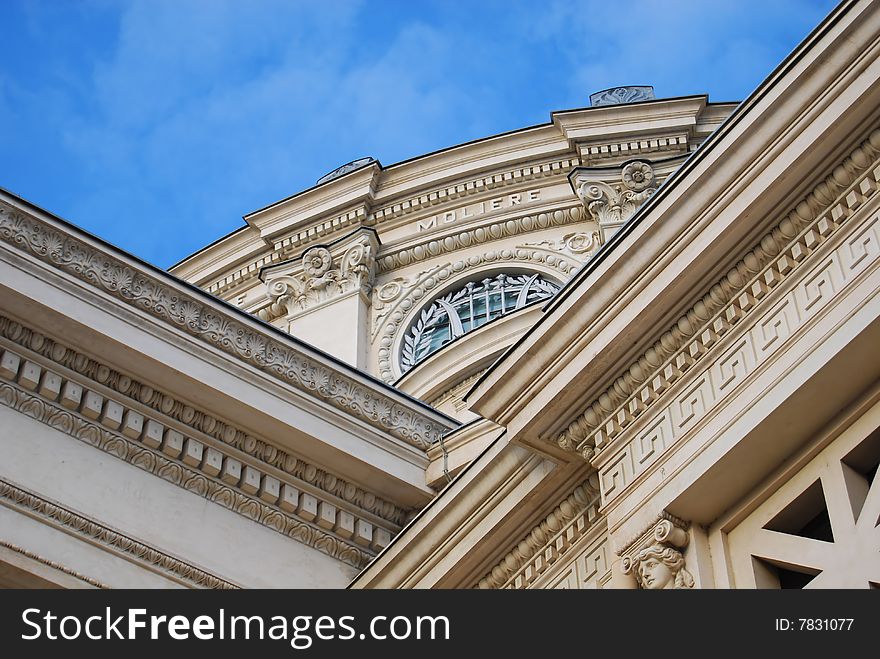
[1, 0, 878, 589]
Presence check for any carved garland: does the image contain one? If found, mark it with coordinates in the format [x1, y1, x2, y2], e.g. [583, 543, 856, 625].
[0, 480, 238, 589]
[477, 475, 600, 589]
[557, 129, 880, 461]
[377, 205, 585, 273]
[0, 314, 407, 527]
[0, 376, 374, 569]
[0, 538, 110, 589]
[0, 201, 452, 451]
[374, 246, 579, 382]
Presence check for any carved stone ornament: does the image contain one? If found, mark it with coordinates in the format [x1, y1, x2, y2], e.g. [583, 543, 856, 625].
[556, 130, 880, 464]
[373, 247, 578, 382]
[519, 230, 601, 262]
[263, 230, 378, 316]
[620, 518, 694, 590]
[0, 204, 449, 450]
[589, 86, 655, 107]
[572, 160, 658, 243]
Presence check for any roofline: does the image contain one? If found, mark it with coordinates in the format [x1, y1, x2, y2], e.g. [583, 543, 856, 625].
[172, 96, 731, 271]
[0, 185, 459, 428]
[167, 221, 250, 271]
[464, 0, 851, 399]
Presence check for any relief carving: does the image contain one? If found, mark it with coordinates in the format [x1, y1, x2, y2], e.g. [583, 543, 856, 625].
[620, 518, 694, 590]
[0, 206, 450, 450]
[519, 230, 601, 263]
[573, 160, 657, 243]
[556, 129, 880, 465]
[265, 232, 377, 315]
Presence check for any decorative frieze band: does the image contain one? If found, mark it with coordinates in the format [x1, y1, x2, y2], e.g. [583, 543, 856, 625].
[0, 538, 109, 589]
[0, 201, 454, 451]
[209, 157, 581, 298]
[556, 129, 880, 463]
[0, 351, 387, 568]
[0, 479, 238, 589]
[580, 134, 689, 165]
[369, 157, 581, 228]
[477, 475, 600, 589]
[376, 205, 586, 274]
[0, 314, 407, 528]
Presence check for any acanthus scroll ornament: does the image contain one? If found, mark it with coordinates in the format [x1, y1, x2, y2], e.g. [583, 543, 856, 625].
[573, 159, 658, 243]
[265, 235, 377, 315]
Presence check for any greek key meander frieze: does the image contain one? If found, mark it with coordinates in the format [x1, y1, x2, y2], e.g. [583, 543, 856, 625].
[0, 202, 452, 451]
[557, 130, 880, 475]
[0, 313, 407, 529]
[0, 480, 237, 589]
[0, 346, 389, 569]
[477, 475, 603, 589]
[0, 538, 109, 588]
[619, 516, 694, 590]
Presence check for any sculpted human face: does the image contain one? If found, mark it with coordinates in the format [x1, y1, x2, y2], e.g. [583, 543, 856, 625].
[638, 557, 674, 590]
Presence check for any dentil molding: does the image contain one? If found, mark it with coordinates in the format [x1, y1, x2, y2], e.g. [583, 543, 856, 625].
[477, 474, 601, 589]
[556, 129, 880, 463]
[0, 200, 453, 451]
[0, 313, 409, 528]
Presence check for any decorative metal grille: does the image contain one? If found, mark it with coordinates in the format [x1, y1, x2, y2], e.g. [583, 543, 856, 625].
[400, 272, 560, 372]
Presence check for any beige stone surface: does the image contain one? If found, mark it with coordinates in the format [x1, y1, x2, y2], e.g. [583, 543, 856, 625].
[2, 0, 878, 591]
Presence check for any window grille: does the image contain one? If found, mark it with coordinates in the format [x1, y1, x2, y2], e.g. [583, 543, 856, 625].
[400, 272, 560, 372]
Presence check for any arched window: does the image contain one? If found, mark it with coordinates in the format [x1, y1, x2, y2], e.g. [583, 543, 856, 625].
[400, 272, 560, 372]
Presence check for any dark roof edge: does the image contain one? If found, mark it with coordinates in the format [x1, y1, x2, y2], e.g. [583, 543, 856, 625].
[0, 185, 459, 429]
[464, 0, 853, 400]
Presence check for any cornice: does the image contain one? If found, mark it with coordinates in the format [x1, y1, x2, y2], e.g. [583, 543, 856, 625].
[367, 156, 580, 234]
[557, 129, 880, 462]
[476, 474, 601, 589]
[204, 158, 582, 299]
[349, 439, 557, 588]
[0, 538, 109, 589]
[0, 197, 455, 452]
[0, 312, 408, 528]
[0, 478, 238, 588]
[0, 337, 395, 568]
[467, 0, 880, 428]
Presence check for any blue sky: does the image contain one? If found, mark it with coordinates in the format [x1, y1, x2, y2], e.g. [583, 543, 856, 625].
[0, 0, 838, 268]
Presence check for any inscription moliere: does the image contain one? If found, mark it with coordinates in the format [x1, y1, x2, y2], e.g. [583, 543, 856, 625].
[416, 190, 542, 231]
